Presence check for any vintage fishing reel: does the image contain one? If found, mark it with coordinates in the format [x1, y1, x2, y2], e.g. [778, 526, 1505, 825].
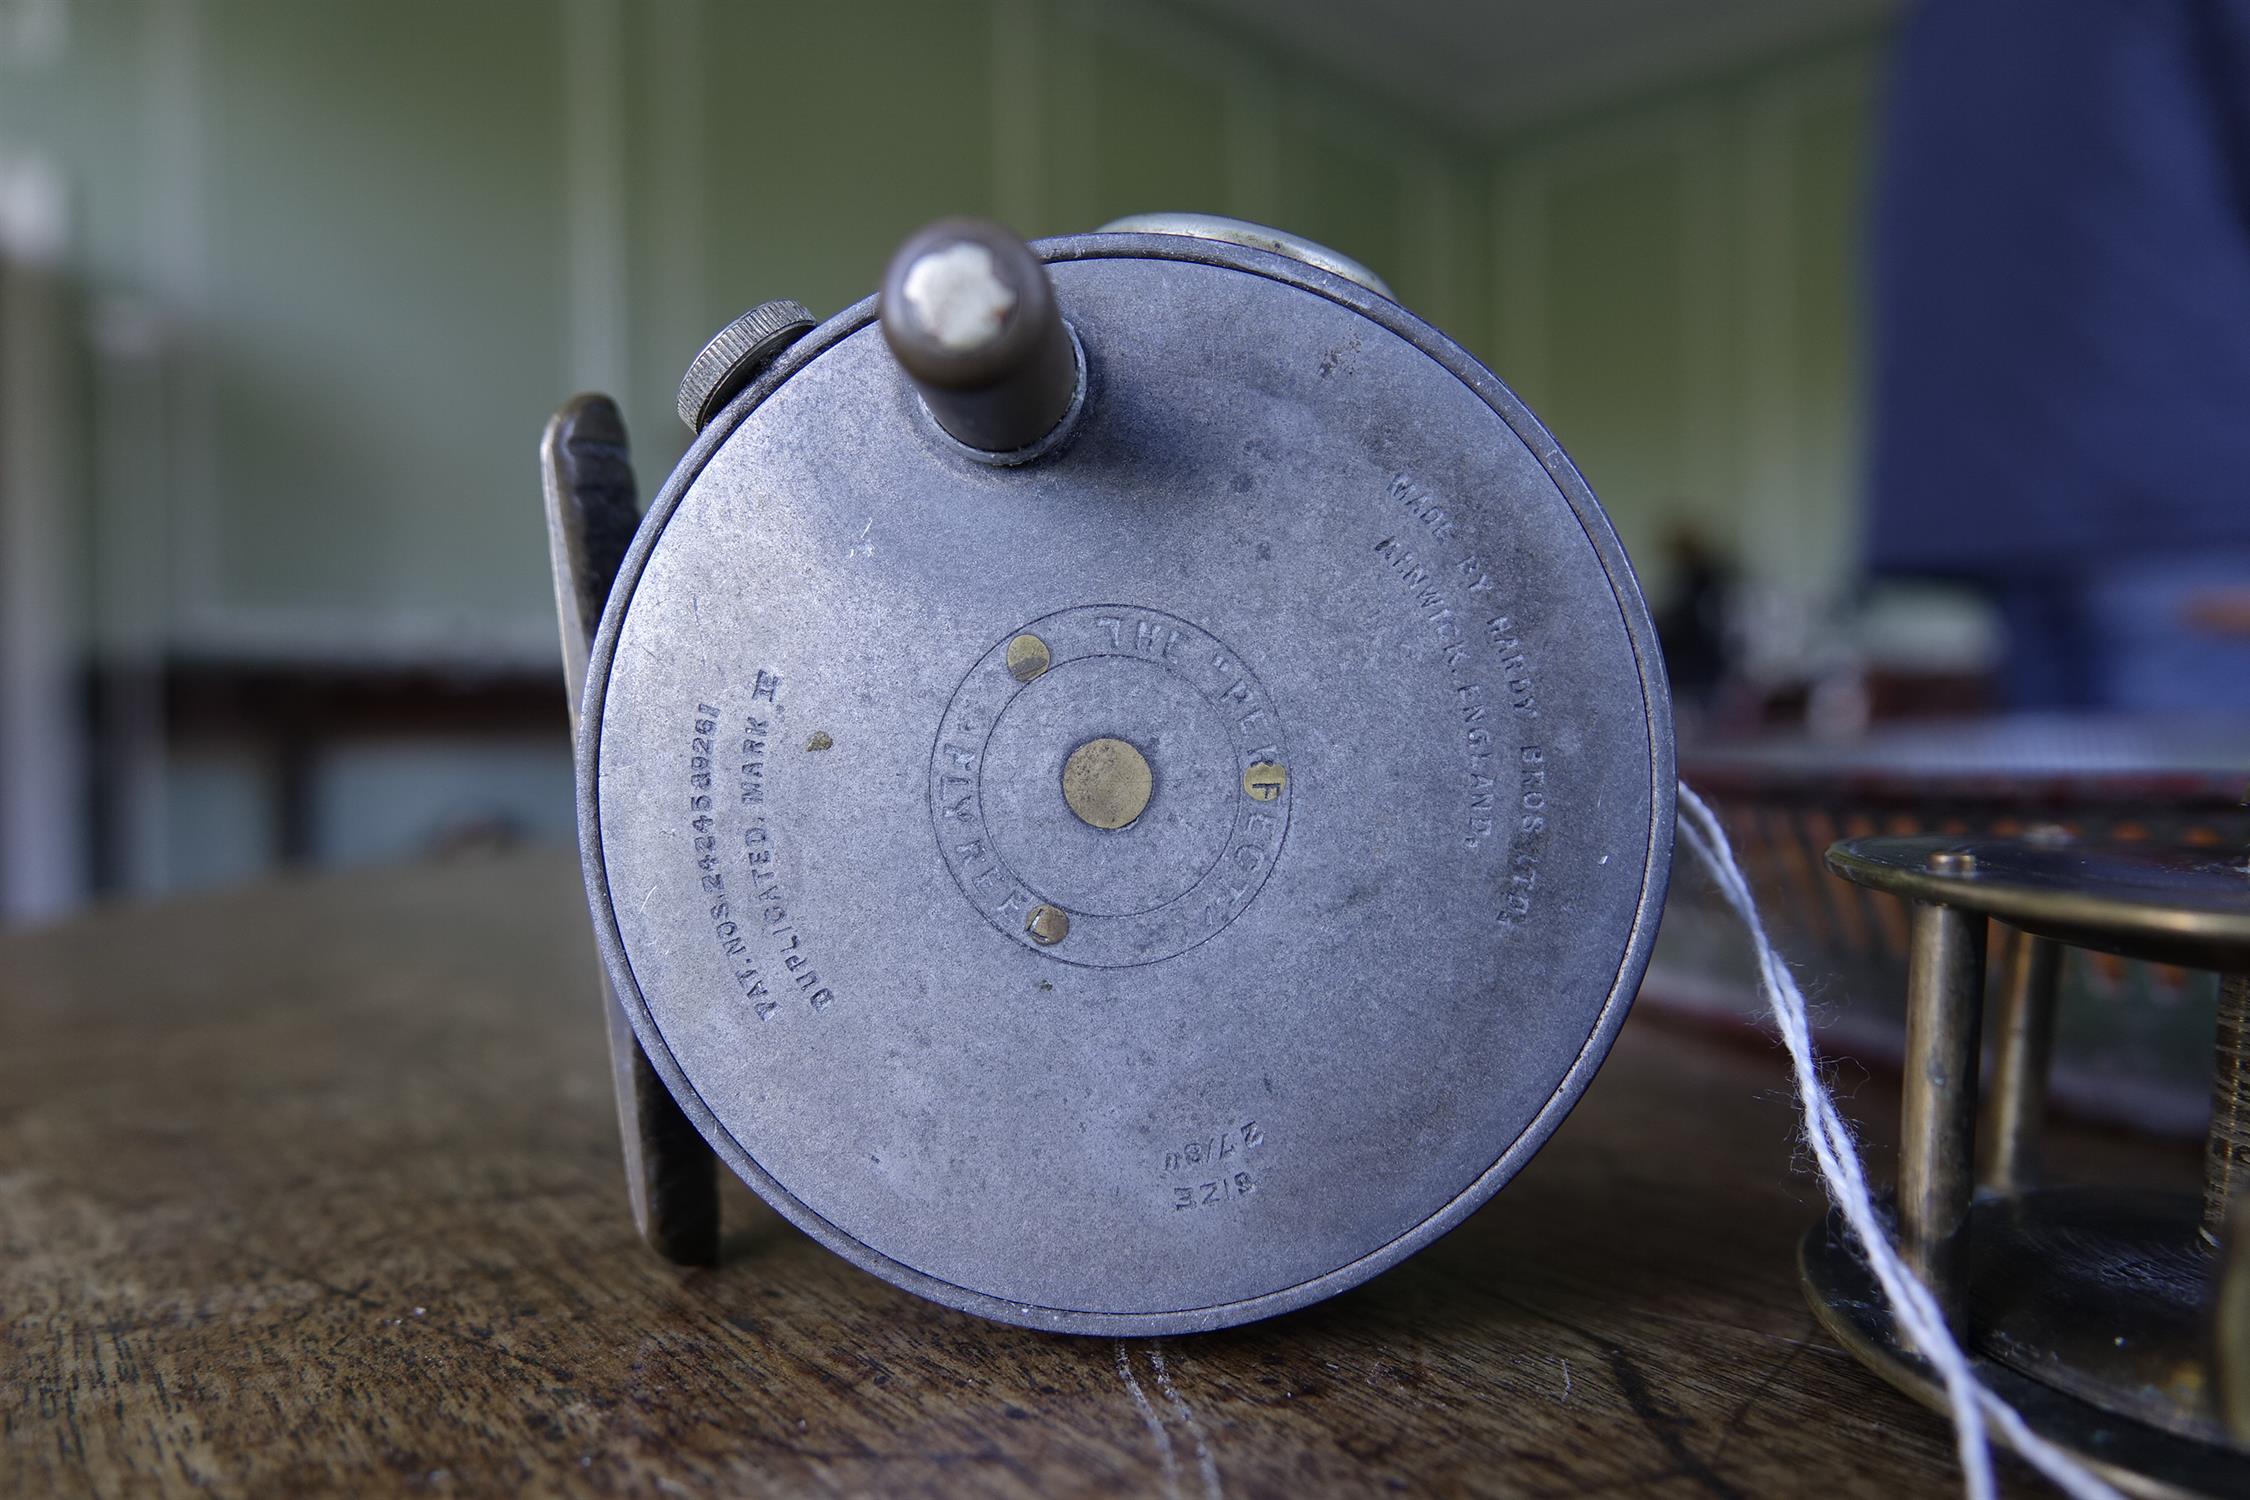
[541, 214, 1674, 1333]
[1809, 836, 2250, 1496]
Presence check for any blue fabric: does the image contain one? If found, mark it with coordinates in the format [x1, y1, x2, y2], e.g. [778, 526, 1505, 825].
[1868, 0, 2250, 578]
[1993, 552, 2250, 710]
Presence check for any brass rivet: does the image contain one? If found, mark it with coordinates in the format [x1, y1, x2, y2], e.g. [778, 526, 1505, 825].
[1243, 761, 1288, 802]
[1025, 904, 1070, 945]
[1061, 737, 1153, 830]
[1005, 633, 1051, 683]
[1927, 848, 1977, 874]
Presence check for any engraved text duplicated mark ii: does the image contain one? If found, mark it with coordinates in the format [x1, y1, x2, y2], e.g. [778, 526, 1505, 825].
[687, 671, 839, 1023]
[687, 700, 771, 1013]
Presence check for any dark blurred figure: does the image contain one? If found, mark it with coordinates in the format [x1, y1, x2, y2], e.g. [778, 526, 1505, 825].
[1869, 0, 2250, 712]
[1654, 522, 1734, 711]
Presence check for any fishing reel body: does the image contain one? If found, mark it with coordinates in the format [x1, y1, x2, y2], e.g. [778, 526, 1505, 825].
[543, 214, 1674, 1333]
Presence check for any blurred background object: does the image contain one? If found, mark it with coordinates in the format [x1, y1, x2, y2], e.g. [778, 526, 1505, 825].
[1644, 0, 2250, 1142]
[1658, 718, 2250, 1140]
[1868, 0, 2250, 713]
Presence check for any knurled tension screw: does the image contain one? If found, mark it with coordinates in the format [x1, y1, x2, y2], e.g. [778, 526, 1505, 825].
[880, 218, 1082, 459]
[676, 299, 817, 433]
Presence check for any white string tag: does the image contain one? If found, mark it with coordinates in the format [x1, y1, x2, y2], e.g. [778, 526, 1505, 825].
[1675, 782, 2120, 1500]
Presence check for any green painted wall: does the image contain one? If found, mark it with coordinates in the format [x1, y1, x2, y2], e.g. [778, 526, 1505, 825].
[2, 1, 1881, 661]
[1, 0, 1506, 670]
[202, 0, 572, 621]
[1491, 38, 1882, 605]
[0, 2, 1886, 891]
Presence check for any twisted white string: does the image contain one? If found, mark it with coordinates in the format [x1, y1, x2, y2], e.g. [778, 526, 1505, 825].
[1674, 782, 2119, 1500]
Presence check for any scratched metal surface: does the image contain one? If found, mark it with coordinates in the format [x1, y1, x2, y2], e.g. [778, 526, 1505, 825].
[582, 235, 1673, 1331]
[2, 849, 2137, 1497]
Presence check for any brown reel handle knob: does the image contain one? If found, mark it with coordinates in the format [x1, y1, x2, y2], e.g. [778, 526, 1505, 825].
[880, 217, 1080, 456]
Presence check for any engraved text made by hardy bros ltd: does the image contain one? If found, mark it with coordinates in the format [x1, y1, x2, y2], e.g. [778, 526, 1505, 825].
[1374, 471, 1553, 932]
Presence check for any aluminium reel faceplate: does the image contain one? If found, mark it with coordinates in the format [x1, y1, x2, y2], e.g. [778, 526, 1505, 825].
[576, 225, 1675, 1333]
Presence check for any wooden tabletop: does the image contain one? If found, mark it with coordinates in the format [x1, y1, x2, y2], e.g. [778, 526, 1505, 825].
[0, 849, 2191, 1497]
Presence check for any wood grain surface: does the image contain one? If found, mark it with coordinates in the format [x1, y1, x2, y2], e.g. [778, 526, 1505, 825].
[0, 849, 2194, 1497]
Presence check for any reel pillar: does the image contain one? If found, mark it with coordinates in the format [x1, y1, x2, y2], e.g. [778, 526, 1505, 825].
[1811, 834, 2250, 1496]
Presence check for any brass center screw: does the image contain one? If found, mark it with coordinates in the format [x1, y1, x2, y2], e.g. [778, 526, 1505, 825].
[1062, 737, 1153, 830]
